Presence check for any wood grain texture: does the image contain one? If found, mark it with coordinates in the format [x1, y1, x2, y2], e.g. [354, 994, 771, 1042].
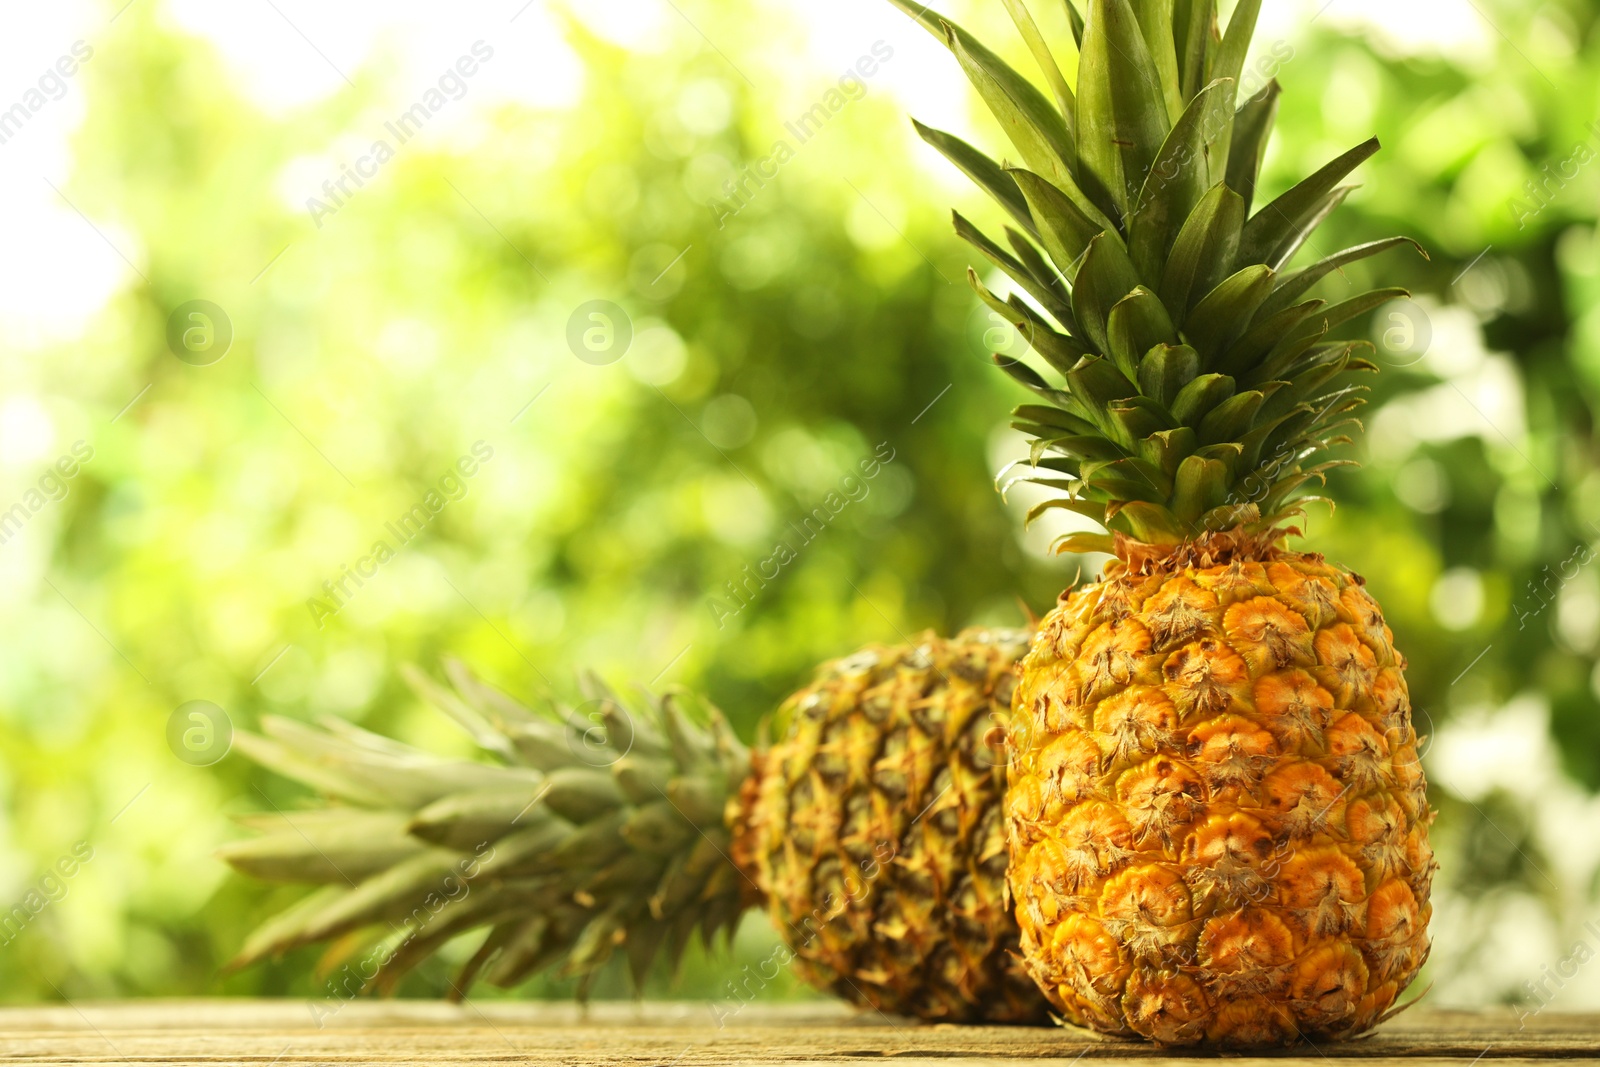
[0, 1000, 1591, 1065]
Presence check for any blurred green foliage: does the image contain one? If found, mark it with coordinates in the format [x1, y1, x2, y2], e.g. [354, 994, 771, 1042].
[2, 0, 1599, 1010]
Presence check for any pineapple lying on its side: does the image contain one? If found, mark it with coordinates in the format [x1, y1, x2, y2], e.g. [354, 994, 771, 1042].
[740, 629, 1045, 1022]
[890, 0, 1435, 1048]
[222, 630, 1048, 1024]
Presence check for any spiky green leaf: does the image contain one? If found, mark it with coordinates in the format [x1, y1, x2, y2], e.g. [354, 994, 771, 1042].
[1170, 372, 1236, 424]
[1001, 0, 1076, 127]
[1072, 232, 1144, 354]
[1198, 389, 1266, 444]
[1227, 80, 1280, 216]
[1183, 263, 1275, 361]
[1076, 0, 1170, 218]
[1263, 237, 1427, 317]
[1009, 167, 1110, 277]
[946, 22, 1078, 195]
[1237, 138, 1380, 267]
[1171, 455, 1231, 523]
[953, 211, 1074, 324]
[1138, 342, 1201, 407]
[1106, 287, 1177, 383]
[1128, 79, 1236, 282]
[915, 121, 1037, 238]
[1159, 182, 1244, 321]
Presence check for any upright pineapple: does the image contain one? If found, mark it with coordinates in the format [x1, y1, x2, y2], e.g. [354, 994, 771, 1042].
[223, 630, 1047, 1023]
[892, 0, 1433, 1047]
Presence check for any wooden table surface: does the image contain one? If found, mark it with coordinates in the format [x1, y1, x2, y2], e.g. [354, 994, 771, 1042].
[0, 999, 1587, 1065]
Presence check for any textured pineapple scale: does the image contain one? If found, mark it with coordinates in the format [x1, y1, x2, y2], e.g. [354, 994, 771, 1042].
[746, 630, 1051, 1023]
[1006, 552, 1434, 1048]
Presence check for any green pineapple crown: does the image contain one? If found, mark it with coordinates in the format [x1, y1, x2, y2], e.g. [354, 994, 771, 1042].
[221, 661, 750, 1000]
[895, 0, 1424, 553]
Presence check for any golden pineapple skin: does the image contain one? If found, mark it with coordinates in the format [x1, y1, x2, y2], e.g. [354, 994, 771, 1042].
[739, 628, 1050, 1023]
[1005, 549, 1434, 1048]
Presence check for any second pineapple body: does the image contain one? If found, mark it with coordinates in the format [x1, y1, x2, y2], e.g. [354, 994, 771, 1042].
[226, 630, 1050, 1024]
[743, 629, 1048, 1022]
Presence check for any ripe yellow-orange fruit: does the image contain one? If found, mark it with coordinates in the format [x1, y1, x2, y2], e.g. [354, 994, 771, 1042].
[1006, 544, 1433, 1048]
